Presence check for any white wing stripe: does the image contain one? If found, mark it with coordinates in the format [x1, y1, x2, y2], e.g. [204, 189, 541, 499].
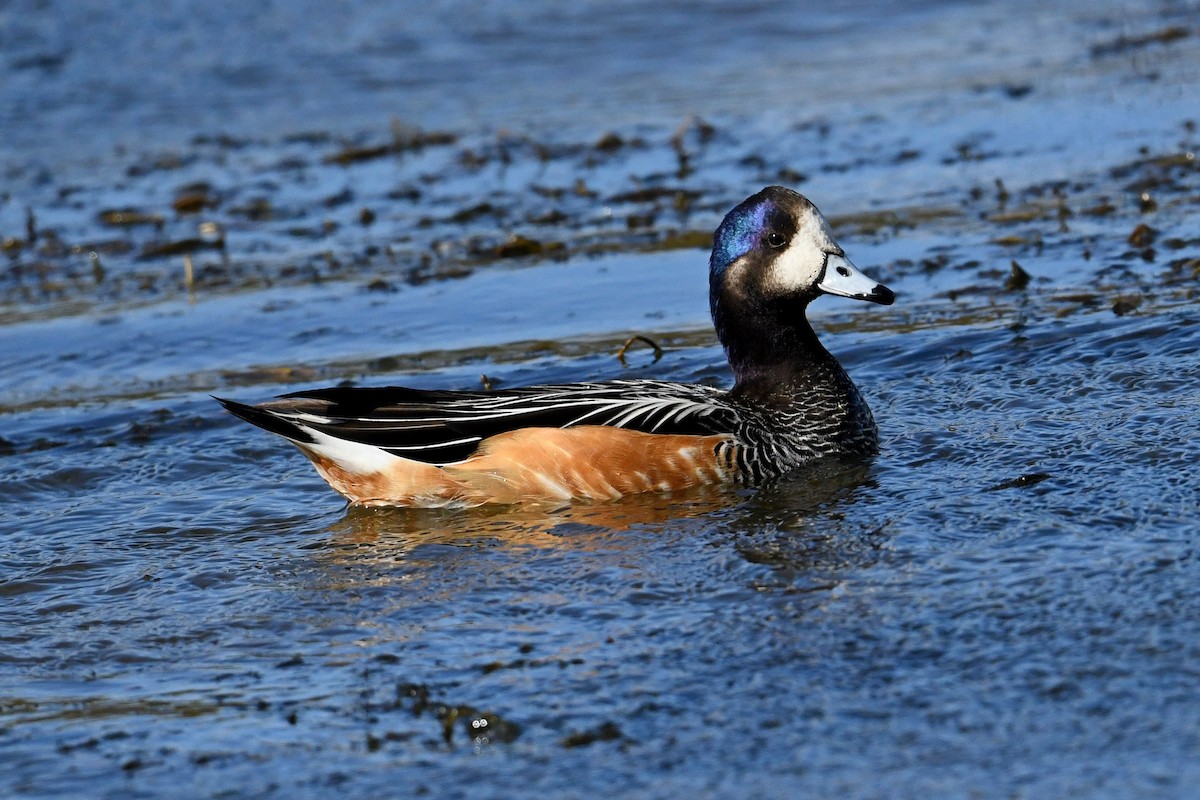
[298, 395, 724, 429]
[382, 436, 482, 452]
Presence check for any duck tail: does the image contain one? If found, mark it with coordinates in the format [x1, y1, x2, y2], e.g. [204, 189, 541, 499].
[214, 396, 316, 444]
[215, 396, 476, 506]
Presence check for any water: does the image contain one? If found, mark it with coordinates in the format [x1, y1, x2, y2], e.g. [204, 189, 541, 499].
[3, 0, 1200, 797]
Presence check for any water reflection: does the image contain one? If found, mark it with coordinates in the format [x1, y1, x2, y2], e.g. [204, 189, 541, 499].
[316, 483, 745, 557]
[726, 460, 885, 581]
[310, 457, 880, 574]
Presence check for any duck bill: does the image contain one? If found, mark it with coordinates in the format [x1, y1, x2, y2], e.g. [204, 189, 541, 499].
[817, 253, 895, 305]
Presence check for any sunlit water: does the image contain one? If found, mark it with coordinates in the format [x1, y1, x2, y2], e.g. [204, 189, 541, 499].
[3, 0, 1200, 797]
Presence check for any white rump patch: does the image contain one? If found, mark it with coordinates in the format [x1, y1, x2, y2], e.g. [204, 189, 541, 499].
[298, 426, 402, 474]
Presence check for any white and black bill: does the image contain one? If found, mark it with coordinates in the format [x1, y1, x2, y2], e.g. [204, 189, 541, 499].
[817, 253, 895, 305]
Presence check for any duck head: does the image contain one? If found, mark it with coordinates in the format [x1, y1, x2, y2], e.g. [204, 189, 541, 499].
[709, 186, 893, 386]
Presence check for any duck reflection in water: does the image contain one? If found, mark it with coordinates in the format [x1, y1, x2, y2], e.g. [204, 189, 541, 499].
[314, 459, 878, 566]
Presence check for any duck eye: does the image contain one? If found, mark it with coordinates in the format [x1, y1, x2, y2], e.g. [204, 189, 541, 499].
[766, 231, 786, 248]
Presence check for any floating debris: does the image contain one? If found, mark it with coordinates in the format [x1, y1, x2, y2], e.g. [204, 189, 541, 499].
[325, 142, 407, 164]
[656, 230, 712, 250]
[1082, 199, 1117, 217]
[986, 472, 1051, 491]
[227, 198, 274, 221]
[529, 208, 568, 225]
[594, 131, 625, 152]
[323, 188, 354, 208]
[995, 178, 1010, 208]
[97, 208, 165, 228]
[495, 234, 546, 259]
[138, 237, 222, 260]
[1005, 260, 1031, 291]
[395, 682, 521, 746]
[616, 334, 664, 365]
[173, 183, 216, 214]
[607, 187, 698, 205]
[562, 721, 624, 748]
[1091, 25, 1190, 58]
[1112, 294, 1143, 316]
[1128, 223, 1158, 248]
[449, 202, 499, 223]
[324, 124, 456, 165]
[670, 115, 717, 154]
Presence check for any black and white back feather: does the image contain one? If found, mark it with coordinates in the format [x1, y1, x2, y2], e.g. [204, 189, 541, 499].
[220, 379, 740, 466]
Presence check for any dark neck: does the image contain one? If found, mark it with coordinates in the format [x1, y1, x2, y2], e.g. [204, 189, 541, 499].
[714, 292, 846, 404]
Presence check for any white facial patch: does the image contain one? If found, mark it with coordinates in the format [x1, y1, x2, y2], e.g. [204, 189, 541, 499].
[766, 206, 839, 293]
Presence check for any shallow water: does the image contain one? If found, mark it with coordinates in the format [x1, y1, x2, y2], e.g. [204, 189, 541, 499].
[3, 0, 1200, 797]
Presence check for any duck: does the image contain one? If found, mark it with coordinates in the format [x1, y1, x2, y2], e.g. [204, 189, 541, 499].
[218, 186, 894, 507]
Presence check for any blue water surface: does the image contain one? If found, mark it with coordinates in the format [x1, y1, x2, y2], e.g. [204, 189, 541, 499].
[3, 0, 1200, 797]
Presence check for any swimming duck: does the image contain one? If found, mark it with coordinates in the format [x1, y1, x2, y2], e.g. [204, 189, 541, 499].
[218, 186, 894, 507]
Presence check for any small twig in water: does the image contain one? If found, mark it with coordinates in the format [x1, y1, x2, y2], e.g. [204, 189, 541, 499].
[90, 251, 105, 284]
[616, 335, 663, 366]
[183, 254, 195, 300]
